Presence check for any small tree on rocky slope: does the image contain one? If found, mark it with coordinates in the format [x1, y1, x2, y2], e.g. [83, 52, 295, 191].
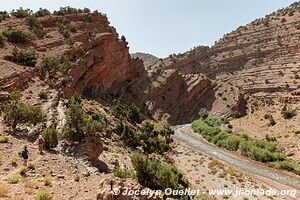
[63, 93, 105, 142]
[2, 91, 46, 131]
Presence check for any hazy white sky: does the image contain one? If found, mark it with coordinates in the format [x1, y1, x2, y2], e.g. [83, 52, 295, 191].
[0, 0, 298, 57]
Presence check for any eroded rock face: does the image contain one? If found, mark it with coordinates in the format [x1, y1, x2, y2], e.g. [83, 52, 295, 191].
[83, 135, 104, 162]
[127, 3, 300, 123]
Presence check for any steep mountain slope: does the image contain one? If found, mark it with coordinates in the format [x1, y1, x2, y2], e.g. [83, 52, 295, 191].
[128, 2, 300, 124]
[131, 52, 159, 68]
[0, 11, 145, 102]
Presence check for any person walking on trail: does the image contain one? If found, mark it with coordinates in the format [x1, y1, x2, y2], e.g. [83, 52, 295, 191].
[38, 135, 44, 154]
[21, 146, 29, 166]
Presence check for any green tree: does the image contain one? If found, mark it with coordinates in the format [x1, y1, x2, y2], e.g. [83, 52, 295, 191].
[63, 94, 86, 141]
[198, 108, 209, 119]
[131, 153, 186, 191]
[3, 91, 46, 130]
[159, 125, 174, 145]
[42, 128, 58, 149]
[128, 103, 142, 123]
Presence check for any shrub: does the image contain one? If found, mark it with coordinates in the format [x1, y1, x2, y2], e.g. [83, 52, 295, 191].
[3, 29, 34, 44]
[10, 7, 32, 18]
[63, 96, 86, 141]
[19, 167, 28, 176]
[0, 183, 10, 197]
[4, 48, 37, 67]
[42, 128, 58, 149]
[3, 91, 46, 130]
[267, 115, 276, 126]
[121, 123, 139, 148]
[0, 135, 9, 143]
[281, 105, 296, 119]
[128, 103, 142, 123]
[68, 22, 78, 33]
[7, 174, 22, 184]
[112, 99, 128, 119]
[198, 108, 209, 119]
[131, 153, 186, 192]
[0, 11, 9, 22]
[192, 117, 287, 164]
[41, 55, 71, 76]
[43, 176, 52, 186]
[26, 15, 45, 38]
[34, 188, 52, 200]
[0, 33, 6, 46]
[113, 167, 135, 178]
[63, 94, 104, 141]
[34, 8, 51, 17]
[27, 163, 35, 170]
[53, 6, 80, 15]
[85, 114, 106, 136]
[38, 91, 48, 100]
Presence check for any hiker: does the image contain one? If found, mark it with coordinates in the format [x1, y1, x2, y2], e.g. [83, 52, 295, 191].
[22, 146, 29, 166]
[38, 135, 44, 154]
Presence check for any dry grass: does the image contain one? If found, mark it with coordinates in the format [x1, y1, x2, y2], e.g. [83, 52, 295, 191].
[34, 188, 52, 200]
[23, 178, 40, 189]
[7, 174, 22, 184]
[0, 183, 10, 197]
[43, 176, 52, 186]
[14, 195, 24, 200]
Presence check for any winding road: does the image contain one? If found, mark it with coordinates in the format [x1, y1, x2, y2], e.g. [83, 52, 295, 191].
[174, 125, 300, 191]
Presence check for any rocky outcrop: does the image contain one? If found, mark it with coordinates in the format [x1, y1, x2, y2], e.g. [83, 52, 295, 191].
[83, 135, 104, 162]
[131, 52, 159, 68]
[279, 89, 300, 104]
[133, 2, 300, 123]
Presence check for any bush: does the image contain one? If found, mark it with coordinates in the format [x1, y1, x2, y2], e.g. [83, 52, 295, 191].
[3, 29, 34, 44]
[7, 174, 22, 184]
[0, 135, 9, 143]
[0, 33, 6, 46]
[267, 115, 276, 126]
[192, 117, 287, 164]
[112, 99, 128, 119]
[40, 55, 71, 76]
[63, 94, 106, 141]
[6, 47, 32, 65]
[198, 108, 209, 119]
[53, 6, 80, 16]
[38, 91, 48, 100]
[3, 91, 45, 130]
[113, 167, 135, 178]
[4, 48, 37, 67]
[34, 8, 51, 17]
[10, 7, 32, 18]
[121, 123, 139, 148]
[0, 11, 9, 22]
[131, 153, 186, 192]
[26, 15, 45, 38]
[43, 176, 52, 186]
[0, 183, 10, 197]
[128, 104, 142, 123]
[34, 188, 52, 200]
[19, 167, 28, 176]
[42, 128, 58, 149]
[281, 105, 296, 119]
[68, 22, 78, 33]
[63, 95, 86, 141]
[85, 114, 106, 136]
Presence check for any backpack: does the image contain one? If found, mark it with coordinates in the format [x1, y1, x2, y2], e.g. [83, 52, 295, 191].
[22, 149, 28, 159]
